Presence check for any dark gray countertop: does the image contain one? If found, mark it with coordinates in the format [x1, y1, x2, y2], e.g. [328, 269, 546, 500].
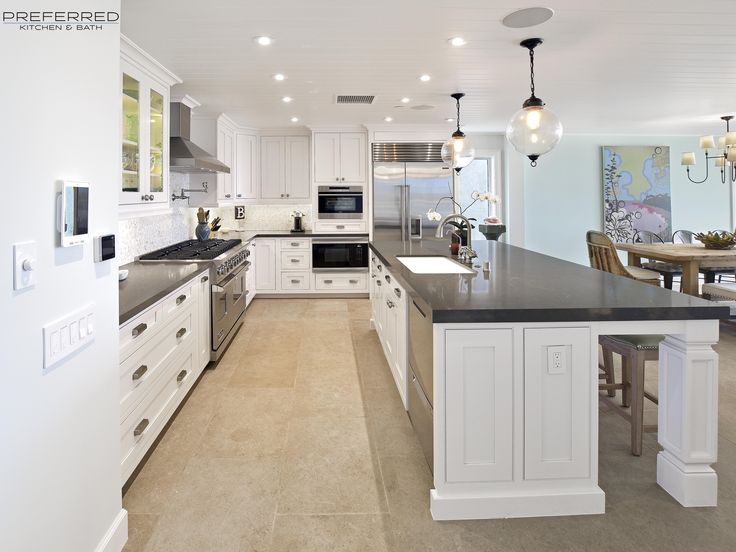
[233, 230, 368, 242]
[369, 239, 729, 324]
[119, 262, 206, 325]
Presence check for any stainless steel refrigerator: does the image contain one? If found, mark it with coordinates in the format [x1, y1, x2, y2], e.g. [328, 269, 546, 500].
[372, 143, 454, 242]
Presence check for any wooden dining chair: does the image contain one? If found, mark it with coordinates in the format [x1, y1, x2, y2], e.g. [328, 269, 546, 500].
[586, 230, 661, 285]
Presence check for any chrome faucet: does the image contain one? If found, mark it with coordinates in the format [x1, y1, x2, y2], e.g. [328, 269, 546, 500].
[434, 214, 478, 263]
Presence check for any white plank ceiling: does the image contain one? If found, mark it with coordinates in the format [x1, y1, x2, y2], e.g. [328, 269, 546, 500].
[121, 0, 736, 134]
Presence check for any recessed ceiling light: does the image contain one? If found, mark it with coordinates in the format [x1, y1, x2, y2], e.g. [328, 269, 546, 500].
[384, 116, 393, 122]
[502, 7, 554, 28]
[449, 37, 466, 47]
[419, 74, 431, 82]
[273, 73, 286, 81]
[254, 36, 272, 46]
[445, 118, 455, 122]
[400, 97, 411, 103]
[290, 117, 299, 123]
[282, 96, 292, 103]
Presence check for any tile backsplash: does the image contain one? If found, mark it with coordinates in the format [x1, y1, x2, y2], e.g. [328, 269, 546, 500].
[118, 199, 312, 265]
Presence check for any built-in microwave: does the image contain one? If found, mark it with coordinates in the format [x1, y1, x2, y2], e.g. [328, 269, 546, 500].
[317, 186, 363, 219]
[312, 239, 369, 271]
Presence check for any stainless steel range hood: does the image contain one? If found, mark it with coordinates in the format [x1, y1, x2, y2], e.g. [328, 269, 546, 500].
[169, 102, 230, 174]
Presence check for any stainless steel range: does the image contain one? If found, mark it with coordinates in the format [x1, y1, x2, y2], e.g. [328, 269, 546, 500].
[138, 238, 249, 361]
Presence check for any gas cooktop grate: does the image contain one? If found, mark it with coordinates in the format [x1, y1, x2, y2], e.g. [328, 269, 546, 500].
[139, 239, 242, 261]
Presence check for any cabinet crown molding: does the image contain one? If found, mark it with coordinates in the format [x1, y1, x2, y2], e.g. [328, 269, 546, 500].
[121, 34, 182, 87]
[171, 94, 201, 109]
[308, 125, 367, 133]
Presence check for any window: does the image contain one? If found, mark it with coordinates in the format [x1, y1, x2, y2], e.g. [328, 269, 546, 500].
[457, 153, 501, 242]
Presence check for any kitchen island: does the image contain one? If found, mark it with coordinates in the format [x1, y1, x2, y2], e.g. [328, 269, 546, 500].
[369, 239, 727, 520]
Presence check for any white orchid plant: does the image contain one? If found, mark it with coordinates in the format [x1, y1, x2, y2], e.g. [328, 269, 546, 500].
[290, 210, 304, 218]
[426, 190, 500, 231]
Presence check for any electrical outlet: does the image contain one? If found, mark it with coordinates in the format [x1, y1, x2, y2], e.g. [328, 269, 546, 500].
[547, 346, 566, 375]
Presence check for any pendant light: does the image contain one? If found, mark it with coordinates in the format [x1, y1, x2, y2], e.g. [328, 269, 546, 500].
[441, 92, 475, 173]
[505, 38, 562, 166]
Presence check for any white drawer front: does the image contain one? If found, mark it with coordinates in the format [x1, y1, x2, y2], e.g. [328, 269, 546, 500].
[280, 272, 311, 290]
[161, 280, 196, 318]
[119, 306, 163, 362]
[120, 305, 195, 420]
[281, 238, 310, 250]
[315, 273, 368, 291]
[281, 250, 310, 270]
[315, 221, 367, 233]
[121, 345, 196, 483]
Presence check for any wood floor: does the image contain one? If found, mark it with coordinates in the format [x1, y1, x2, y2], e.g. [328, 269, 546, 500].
[123, 298, 736, 552]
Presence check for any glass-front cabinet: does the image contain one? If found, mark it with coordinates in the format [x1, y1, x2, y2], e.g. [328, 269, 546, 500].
[120, 35, 181, 208]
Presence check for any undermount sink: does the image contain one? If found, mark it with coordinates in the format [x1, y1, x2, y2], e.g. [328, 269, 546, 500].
[396, 256, 474, 274]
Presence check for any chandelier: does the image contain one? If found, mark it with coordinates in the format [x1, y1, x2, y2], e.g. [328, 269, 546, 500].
[681, 115, 736, 184]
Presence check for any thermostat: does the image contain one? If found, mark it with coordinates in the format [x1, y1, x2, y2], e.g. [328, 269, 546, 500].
[94, 234, 116, 262]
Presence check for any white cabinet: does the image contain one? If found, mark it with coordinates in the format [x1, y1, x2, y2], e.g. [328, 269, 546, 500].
[245, 240, 256, 306]
[216, 116, 236, 202]
[314, 221, 367, 234]
[315, 273, 367, 291]
[255, 239, 277, 291]
[313, 132, 367, 184]
[235, 133, 258, 200]
[120, 36, 181, 207]
[197, 273, 211, 368]
[260, 136, 310, 200]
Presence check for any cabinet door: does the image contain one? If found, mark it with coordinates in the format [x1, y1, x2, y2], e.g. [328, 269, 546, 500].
[217, 128, 234, 202]
[445, 329, 514, 483]
[524, 327, 591, 480]
[313, 132, 341, 183]
[339, 132, 367, 183]
[197, 272, 211, 369]
[260, 137, 285, 199]
[147, 84, 169, 203]
[235, 133, 258, 200]
[284, 136, 310, 199]
[390, 283, 408, 407]
[254, 239, 276, 290]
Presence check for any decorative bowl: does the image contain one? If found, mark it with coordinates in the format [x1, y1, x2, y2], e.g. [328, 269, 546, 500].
[694, 231, 736, 249]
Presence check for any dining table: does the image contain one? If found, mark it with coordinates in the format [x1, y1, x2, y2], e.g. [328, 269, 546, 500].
[615, 242, 736, 295]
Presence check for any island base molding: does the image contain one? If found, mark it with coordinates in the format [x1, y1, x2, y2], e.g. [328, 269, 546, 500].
[430, 488, 605, 520]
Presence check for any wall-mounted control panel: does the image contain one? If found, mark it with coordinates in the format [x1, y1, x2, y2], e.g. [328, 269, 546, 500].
[94, 234, 116, 262]
[57, 180, 89, 247]
[13, 241, 37, 291]
[43, 304, 95, 370]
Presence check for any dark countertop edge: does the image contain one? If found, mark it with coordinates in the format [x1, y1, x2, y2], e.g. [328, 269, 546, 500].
[119, 263, 206, 326]
[242, 231, 368, 239]
[368, 243, 731, 323]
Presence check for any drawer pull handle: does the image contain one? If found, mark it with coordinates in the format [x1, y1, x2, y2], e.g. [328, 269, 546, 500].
[132, 323, 147, 338]
[291, 242, 300, 246]
[291, 279, 300, 284]
[376, 280, 382, 286]
[245, 290, 250, 295]
[201, 275, 209, 283]
[386, 299, 395, 309]
[371, 273, 376, 278]
[349, 279, 359, 284]
[176, 294, 187, 305]
[134, 418, 149, 437]
[177, 370, 188, 383]
[132, 365, 148, 381]
[176, 328, 187, 339]
[384, 275, 391, 283]
[394, 287, 401, 298]
[377, 265, 383, 272]
[290, 258, 300, 263]
[336, 225, 345, 230]
[225, 194, 231, 198]
[324, 279, 333, 284]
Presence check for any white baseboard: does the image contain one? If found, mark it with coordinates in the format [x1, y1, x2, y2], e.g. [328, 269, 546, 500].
[430, 488, 605, 520]
[657, 452, 718, 507]
[94, 509, 128, 552]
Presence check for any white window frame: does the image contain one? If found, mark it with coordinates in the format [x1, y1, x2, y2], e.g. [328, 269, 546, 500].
[453, 149, 503, 220]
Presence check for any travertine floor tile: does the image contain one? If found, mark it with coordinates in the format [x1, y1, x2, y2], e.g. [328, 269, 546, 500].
[270, 514, 392, 552]
[122, 513, 158, 552]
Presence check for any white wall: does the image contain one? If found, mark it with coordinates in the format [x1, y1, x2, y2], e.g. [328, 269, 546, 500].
[523, 135, 731, 265]
[0, 2, 126, 551]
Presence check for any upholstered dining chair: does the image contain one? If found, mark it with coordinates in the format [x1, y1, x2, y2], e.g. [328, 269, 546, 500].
[586, 230, 661, 285]
[586, 230, 662, 456]
[635, 230, 681, 290]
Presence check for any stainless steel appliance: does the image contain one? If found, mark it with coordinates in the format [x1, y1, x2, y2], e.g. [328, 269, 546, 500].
[408, 298, 434, 471]
[317, 186, 364, 219]
[138, 238, 249, 361]
[312, 238, 369, 272]
[169, 102, 230, 174]
[372, 143, 453, 242]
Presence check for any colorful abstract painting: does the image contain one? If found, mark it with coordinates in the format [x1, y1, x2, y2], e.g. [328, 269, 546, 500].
[602, 145, 671, 243]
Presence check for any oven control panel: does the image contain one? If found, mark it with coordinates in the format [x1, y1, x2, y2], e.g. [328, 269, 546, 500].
[215, 248, 249, 277]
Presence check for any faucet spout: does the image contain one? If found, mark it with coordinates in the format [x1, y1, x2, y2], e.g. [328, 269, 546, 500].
[434, 214, 478, 263]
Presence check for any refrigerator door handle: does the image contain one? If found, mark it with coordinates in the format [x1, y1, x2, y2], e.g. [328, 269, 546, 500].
[400, 184, 407, 241]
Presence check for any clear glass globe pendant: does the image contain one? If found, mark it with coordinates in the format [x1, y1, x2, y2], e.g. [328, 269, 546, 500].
[505, 38, 563, 166]
[442, 93, 475, 173]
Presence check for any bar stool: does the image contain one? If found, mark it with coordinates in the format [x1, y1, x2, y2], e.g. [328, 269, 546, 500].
[599, 334, 662, 456]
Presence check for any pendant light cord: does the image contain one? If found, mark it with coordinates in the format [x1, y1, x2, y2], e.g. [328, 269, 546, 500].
[456, 97, 462, 131]
[529, 47, 536, 99]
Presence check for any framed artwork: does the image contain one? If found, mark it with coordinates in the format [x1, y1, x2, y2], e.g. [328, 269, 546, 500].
[602, 145, 671, 242]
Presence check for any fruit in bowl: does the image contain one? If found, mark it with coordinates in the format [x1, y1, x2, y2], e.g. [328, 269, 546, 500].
[693, 230, 736, 249]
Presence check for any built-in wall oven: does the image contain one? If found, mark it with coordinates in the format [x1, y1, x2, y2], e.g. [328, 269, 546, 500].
[317, 186, 363, 219]
[312, 238, 369, 271]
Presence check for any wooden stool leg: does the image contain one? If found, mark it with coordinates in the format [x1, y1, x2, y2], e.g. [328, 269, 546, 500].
[602, 345, 616, 397]
[621, 354, 631, 408]
[663, 273, 673, 290]
[630, 351, 646, 456]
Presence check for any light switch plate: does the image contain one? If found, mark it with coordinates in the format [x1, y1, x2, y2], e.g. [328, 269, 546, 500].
[13, 241, 37, 291]
[43, 304, 95, 371]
